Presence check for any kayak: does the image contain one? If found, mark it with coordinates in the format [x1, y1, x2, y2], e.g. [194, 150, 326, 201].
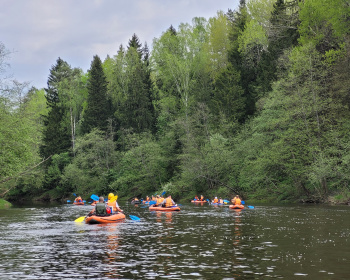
[229, 204, 244, 209]
[211, 203, 225, 206]
[85, 213, 126, 224]
[149, 205, 180, 211]
[73, 201, 84, 205]
[191, 200, 206, 203]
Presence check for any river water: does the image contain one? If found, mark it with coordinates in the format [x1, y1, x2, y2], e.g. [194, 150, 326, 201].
[0, 201, 349, 279]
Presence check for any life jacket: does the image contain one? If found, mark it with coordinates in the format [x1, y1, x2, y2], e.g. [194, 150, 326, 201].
[146, 197, 150, 201]
[213, 198, 219, 203]
[156, 197, 163, 205]
[200, 196, 204, 201]
[95, 202, 107, 215]
[219, 199, 223, 204]
[234, 198, 242, 205]
[194, 196, 199, 201]
[134, 198, 139, 201]
[165, 197, 174, 207]
[107, 200, 117, 212]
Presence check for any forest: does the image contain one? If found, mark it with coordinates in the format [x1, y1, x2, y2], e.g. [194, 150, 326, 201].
[1, 0, 350, 204]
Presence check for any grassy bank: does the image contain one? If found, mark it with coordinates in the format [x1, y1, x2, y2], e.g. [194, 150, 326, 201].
[0, 199, 12, 209]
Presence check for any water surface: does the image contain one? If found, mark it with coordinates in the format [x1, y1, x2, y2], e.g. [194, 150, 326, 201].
[0, 202, 349, 279]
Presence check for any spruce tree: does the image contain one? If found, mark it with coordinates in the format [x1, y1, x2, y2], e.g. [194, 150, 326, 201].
[81, 55, 110, 134]
[40, 57, 72, 159]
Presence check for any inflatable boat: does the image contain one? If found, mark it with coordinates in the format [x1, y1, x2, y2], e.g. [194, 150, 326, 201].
[85, 213, 126, 224]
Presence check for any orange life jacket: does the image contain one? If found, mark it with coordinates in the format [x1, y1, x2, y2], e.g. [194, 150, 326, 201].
[213, 198, 219, 203]
[107, 200, 118, 212]
[165, 197, 174, 207]
[234, 198, 242, 205]
[156, 197, 163, 205]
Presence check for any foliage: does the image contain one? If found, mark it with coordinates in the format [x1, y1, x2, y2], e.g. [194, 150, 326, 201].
[3, 3, 350, 203]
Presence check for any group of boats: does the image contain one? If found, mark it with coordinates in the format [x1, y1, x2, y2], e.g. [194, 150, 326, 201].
[73, 194, 252, 225]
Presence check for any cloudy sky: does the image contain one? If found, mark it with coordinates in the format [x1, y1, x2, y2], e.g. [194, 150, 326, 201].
[1, 0, 239, 89]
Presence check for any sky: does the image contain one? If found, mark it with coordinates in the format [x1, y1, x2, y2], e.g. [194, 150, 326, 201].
[1, 0, 239, 90]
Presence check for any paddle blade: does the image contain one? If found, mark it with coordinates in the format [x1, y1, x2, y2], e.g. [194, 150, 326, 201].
[73, 193, 77, 197]
[74, 216, 85, 223]
[241, 201, 245, 205]
[149, 201, 156, 205]
[129, 215, 140, 221]
[67, 200, 71, 203]
[248, 205, 255, 209]
[161, 191, 166, 196]
[91, 194, 99, 201]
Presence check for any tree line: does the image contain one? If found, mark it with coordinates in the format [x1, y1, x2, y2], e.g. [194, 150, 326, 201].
[1, 0, 350, 203]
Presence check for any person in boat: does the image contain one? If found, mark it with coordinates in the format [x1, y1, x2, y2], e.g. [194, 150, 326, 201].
[107, 193, 123, 213]
[212, 197, 219, 203]
[89, 196, 109, 216]
[155, 195, 164, 206]
[159, 195, 176, 208]
[231, 195, 242, 205]
[132, 197, 139, 203]
[199, 195, 205, 201]
[194, 195, 199, 201]
[74, 196, 83, 203]
[218, 197, 224, 204]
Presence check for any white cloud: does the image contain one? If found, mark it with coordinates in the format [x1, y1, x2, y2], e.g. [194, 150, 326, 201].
[0, 0, 239, 89]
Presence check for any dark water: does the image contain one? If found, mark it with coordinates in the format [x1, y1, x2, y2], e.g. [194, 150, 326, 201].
[0, 202, 349, 279]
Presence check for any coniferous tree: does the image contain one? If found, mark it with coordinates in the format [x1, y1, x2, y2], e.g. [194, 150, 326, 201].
[81, 55, 110, 134]
[40, 57, 72, 159]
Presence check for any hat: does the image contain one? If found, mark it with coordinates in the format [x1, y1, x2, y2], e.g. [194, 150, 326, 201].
[108, 193, 114, 200]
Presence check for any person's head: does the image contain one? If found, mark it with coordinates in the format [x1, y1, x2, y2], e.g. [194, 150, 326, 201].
[215, 197, 217, 199]
[108, 193, 114, 200]
[156, 195, 160, 198]
[235, 195, 239, 198]
[99, 196, 104, 202]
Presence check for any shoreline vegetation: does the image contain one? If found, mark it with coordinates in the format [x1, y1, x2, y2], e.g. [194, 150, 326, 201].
[1, 1, 350, 205]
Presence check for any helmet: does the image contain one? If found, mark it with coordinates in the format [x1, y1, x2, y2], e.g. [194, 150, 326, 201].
[108, 193, 114, 200]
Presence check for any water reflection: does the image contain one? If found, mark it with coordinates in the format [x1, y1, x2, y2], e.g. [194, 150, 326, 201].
[0, 203, 349, 279]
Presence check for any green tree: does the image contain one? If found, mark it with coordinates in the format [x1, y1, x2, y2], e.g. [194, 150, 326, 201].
[81, 55, 110, 134]
[40, 58, 74, 159]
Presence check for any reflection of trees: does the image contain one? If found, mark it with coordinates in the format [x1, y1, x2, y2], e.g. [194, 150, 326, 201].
[96, 224, 123, 279]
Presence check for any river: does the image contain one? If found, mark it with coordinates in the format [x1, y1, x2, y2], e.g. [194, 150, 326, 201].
[0, 201, 349, 279]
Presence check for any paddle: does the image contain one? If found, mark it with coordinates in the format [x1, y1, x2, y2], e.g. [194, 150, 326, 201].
[67, 200, 71, 203]
[91, 194, 99, 201]
[161, 191, 166, 196]
[240, 200, 255, 209]
[73, 193, 77, 197]
[74, 216, 86, 223]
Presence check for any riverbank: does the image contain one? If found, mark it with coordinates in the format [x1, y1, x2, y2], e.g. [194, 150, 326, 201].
[0, 199, 12, 209]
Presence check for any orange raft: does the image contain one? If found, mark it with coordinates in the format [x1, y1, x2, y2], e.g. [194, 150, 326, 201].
[191, 200, 207, 203]
[149, 205, 181, 211]
[229, 204, 244, 209]
[73, 201, 84, 205]
[85, 213, 126, 224]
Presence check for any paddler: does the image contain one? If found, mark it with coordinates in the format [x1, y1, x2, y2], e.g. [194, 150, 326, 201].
[212, 197, 219, 203]
[89, 196, 108, 215]
[160, 195, 176, 208]
[231, 195, 242, 206]
[107, 193, 123, 213]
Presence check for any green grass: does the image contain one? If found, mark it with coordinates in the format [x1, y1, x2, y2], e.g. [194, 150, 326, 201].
[0, 199, 12, 209]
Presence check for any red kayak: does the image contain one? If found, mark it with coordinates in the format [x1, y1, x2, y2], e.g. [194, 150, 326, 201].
[191, 200, 207, 203]
[73, 202, 84, 205]
[149, 205, 181, 211]
[229, 204, 244, 209]
[85, 213, 126, 224]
